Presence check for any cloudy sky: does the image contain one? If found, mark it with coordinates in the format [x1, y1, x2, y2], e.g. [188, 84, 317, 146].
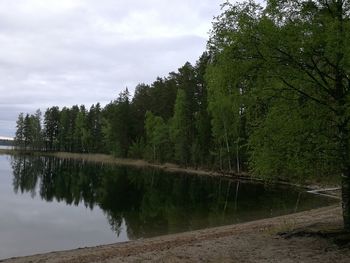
[0, 0, 227, 137]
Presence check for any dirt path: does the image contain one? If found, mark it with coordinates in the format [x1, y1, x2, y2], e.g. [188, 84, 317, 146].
[2, 205, 350, 263]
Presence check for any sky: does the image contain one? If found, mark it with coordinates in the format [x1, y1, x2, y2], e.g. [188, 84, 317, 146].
[0, 0, 226, 137]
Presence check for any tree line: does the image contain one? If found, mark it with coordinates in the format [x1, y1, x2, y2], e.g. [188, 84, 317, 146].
[14, 57, 218, 169]
[14, 0, 350, 229]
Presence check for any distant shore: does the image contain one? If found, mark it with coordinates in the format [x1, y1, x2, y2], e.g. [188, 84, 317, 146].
[0, 149, 341, 193]
[0, 148, 249, 179]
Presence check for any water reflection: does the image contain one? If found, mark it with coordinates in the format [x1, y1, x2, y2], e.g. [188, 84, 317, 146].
[11, 155, 334, 240]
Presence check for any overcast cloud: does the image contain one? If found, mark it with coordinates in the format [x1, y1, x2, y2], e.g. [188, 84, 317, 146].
[0, 0, 226, 137]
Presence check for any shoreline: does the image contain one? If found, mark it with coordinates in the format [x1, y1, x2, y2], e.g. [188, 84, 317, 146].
[1, 149, 346, 262]
[0, 149, 238, 178]
[2, 205, 349, 263]
[0, 149, 340, 196]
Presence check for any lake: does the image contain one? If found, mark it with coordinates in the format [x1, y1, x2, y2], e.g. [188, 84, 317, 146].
[0, 145, 13, 150]
[0, 154, 335, 259]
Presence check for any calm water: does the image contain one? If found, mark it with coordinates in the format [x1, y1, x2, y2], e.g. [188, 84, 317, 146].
[0, 155, 335, 259]
[0, 145, 13, 150]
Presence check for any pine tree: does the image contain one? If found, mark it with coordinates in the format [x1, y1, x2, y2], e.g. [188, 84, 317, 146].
[14, 113, 25, 149]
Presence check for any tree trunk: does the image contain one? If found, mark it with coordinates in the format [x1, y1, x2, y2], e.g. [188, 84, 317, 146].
[223, 121, 232, 171]
[342, 171, 350, 231]
[339, 122, 350, 231]
[236, 141, 240, 174]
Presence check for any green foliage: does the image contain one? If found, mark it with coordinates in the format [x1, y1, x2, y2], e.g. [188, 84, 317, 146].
[14, 113, 25, 149]
[44, 106, 60, 151]
[15, 111, 42, 150]
[206, 0, 350, 179]
[86, 103, 104, 152]
[31, 110, 43, 151]
[170, 89, 191, 165]
[191, 53, 213, 166]
[73, 107, 87, 152]
[249, 99, 338, 182]
[103, 89, 133, 157]
[59, 107, 72, 152]
[144, 111, 171, 162]
[14, 55, 214, 165]
[128, 138, 146, 159]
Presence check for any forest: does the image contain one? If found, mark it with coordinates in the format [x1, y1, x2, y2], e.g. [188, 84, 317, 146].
[14, 1, 350, 228]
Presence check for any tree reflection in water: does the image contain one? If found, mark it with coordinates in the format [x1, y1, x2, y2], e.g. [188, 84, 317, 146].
[10, 155, 334, 240]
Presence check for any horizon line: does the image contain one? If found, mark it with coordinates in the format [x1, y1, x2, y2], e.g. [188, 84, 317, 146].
[0, 136, 14, 141]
